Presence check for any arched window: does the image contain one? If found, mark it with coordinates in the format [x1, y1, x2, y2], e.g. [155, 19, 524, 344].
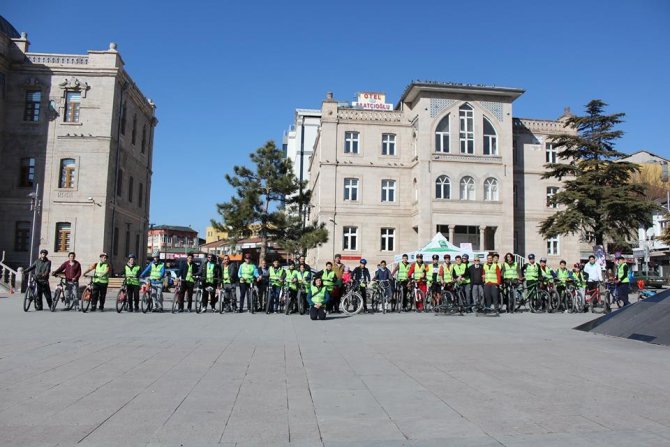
[435, 115, 449, 153]
[460, 176, 475, 200]
[483, 117, 497, 155]
[484, 178, 499, 201]
[459, 104, 474, 154]
[435, 175, 451, 199]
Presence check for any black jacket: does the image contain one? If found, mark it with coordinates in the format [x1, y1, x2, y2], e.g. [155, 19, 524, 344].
[25, 258, 52, 283]
[467, 264, 484, 285]
[178, 261, 199, 281]
[198, 261, 222, 285]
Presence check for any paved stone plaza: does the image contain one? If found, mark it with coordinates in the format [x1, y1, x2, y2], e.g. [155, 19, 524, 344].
[0, 292, 669, 447]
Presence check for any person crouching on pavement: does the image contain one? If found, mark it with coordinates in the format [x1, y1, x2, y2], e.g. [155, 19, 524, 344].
[308, 276, 329, 320]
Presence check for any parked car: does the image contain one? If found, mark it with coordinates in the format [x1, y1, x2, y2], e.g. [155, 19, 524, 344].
[632, 271, 666, 289]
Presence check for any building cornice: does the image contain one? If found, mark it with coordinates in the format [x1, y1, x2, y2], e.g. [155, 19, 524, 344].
[398, 81, 525, 107]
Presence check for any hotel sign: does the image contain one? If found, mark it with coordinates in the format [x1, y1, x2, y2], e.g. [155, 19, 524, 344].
[353, 92, 393, 111]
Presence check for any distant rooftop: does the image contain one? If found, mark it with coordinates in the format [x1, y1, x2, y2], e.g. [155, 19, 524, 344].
[0, 15, 20, 39]
[150, 225, 197, 233]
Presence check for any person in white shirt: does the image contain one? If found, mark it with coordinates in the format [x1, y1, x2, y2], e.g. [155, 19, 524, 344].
[582, 255, 603, 288]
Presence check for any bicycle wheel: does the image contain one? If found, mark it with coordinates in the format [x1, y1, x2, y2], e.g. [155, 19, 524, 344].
[415, 289, 425, 312]
[547, 290, 560, 313]
[51, 289, 62, 312]
[172, 289, 180, 314]
[23, 287, 33, 312]
[140, 292, 150, 313]
[116, 289, 126, 313]
[529, 290, 541, 313]
[251, 289, 257, 314]
[341, 291, 363, 315]
[65, 288, 76, 311]
[81, 288, 91, 313]
[194, 289, 202, 313]
[297, 290, 305, 315]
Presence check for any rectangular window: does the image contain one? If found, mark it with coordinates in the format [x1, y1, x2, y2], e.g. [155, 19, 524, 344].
[55, 222, 72, 253]
[64, 91, 81, 123]
[128, 176, 134, 202]
[14, 221, 31, 252]
[139, 182, 144, 208]
[381, 133, 396, 156]
[24, 90, 41, 122]
[546, 186, 559, 208]
[113, 227, 119, 256]
[141, 124, 147, 153]
[547, 236, 559, 256]
[343, 226, 358, 251]
[120, 104, 127, 135]
[131, 114, 137, 145]
[483, 134, 497, 155]
[381, 227, 395, 251]
[117, 170, 123, 197]
[459, 108, 474, 154]
[125, 229, 130, 257]
[381, 179, 396, 202]
[19, 157, 35, 187]
[513, 184, 518, 208]
[344, 131, 359, 154]
[135, 233, 140, 257]
[344, 178, 359, 201]
[545, 143, 557, 164]
[59, 158, 76, 188]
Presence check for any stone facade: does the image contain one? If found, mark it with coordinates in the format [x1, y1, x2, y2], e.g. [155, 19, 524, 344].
[306, 82, 581, 267]
[0, 17, 156, 273]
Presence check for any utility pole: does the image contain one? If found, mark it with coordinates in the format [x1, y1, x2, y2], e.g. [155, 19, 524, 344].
[28, 183, 40, 266]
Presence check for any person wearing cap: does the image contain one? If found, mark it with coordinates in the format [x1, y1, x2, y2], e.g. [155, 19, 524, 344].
[84, 253, 112, 312]
[615, 256, 630, 306]
[408, 254, 428, 311]
[140, 252, 165, 312]
[237, 253, 259, 313]
[52, 251, 82, 310]
[427, 254, 442, 307]
[308, 275, 329, 320]
[267, 259, 285, 314]
[482, 253, 501, 315]
[452, 255, 471, 309]
[25, 249, 53, 310]
[501, 253, 520, 313]
[467, 256, 484, 311]
[392, 254, 411, 311]
[439, 254, 454, 285]
[352, 259, 372, 312]
[177, 253, 198, 312]
[123, 254, 141, 312]
[199, 254, 221, 312]
[521, 254, 540, 300]
[538, 257, 554, 283]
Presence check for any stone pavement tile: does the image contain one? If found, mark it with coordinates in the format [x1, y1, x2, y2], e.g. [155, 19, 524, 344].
[316, 416, 407, 444]
[496, 429, 670, 447]
[324, 434, 502, 447]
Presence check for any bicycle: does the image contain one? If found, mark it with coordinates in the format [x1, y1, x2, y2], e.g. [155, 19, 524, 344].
[376, 280, 393, 314]
[557, 279, 579, 313]
[500, 280, 523, 313]
[238, 279, 258, 313]
[544, 280, 561, 313]
[434, 282, 465, 315]
[409, 280, 426, 313]
[79, 276, 93, 313]
[394, 280, 409, 312]
[50, 275, 79, 312]
[604, 280, 624, 311]
[218, 284, 238, 313]
[584, 282, 607, 313]
[526, 280, 551, 313]
[191, 277, 204, 313]
[140, 280, 162, 313]
[115, 279, 130, 313]
[340, 280, 364, 315]
[199, 284, 218, 313]
[23, 274, 38, 312]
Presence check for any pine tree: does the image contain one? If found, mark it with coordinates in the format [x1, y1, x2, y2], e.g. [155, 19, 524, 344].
[540, 100, 661, 250]
[212, 141, 328, 261]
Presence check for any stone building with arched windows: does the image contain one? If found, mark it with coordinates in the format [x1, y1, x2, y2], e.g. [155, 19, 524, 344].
[303, 82, 581, 266]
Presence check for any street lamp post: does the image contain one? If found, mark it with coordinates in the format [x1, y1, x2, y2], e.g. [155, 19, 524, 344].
[28, 183, 41, 266]
[328, 217, 337, 259]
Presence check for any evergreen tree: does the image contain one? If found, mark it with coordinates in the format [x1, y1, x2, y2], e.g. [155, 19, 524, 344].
[212, 141, 327, 260]
[540, 100, 661, 249]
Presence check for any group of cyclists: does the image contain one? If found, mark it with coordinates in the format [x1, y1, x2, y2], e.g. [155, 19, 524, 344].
[24, 247, 633, 319]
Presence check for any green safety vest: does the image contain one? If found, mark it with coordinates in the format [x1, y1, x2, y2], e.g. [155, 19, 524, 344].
[441, 263, 453, 282]
[427, 264, 440, 284]
[186, 263, 194, 283]
[413, 263, 426, 281]
[222, 264, 231, 284]
[525, 263, 539, 281]
[94, 262, 109, 284]
[297, 271, 310, 290]
[556, 268, 570, 283]
[270, 266, 284, 286]
[484, 263, 499, 284]
[240, 263, 256, 281]
[573, 272, 585, 288]
[618, 263, 629, 283]
[310, 285, 327, 305]
[322, 270, 335, 291]
[503, 262, 518, 280]
[287, 269, 299, 290]
[397, 262, 410, 281]
[124, 265, 140, 286]
[150, 263, 164, 281]
[541, 267, 553, 280]
[453, 263, 469, 284]
[206, 263, 215, 283]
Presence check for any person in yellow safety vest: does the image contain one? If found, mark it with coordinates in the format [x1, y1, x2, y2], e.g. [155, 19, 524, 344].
[555, 260, 573, 297]
[124, 254, 141, 312]
[177, 253, 198, 312]
[220, 255, 237, 312]
[320, 261, 336, 296]
[501, 253, 520, 313]
[521, 254, 540, 292]
[198, 254, 221, 313]
[392, 253, 411, 311]
[408, 254, 428, 311]
[84, 252, 112, 312]
[481, 253, 501, 315]
[285, 263, 302, 314]
[237, 253, 259, 313]
[267, 259, 286, 313]
[427, 254, 442, 306]
[308, 276, 330, 320]
[296, 263, 312, 312]
[139, 251, 166, 312]
[572, 263, 587, 311]
[615, 255, 631, 306]
[452, 255, 471, 310]
[439, 254, 454, 286]
[538, 257, 554, 283]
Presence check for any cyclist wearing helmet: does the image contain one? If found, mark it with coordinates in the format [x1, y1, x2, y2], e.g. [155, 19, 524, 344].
[124, 254, 141, 312]
[25, 249, 52, 310]
[140, 252, 165, 312]
[521, 254, 539, 294]
[352, 259, 371, 312]
[392, 254, 411, 310]
[427, 254, 441, 306]
[84, 253, 111, 312]
[408, 254, 428, 311]
[538, 257, 554, 283]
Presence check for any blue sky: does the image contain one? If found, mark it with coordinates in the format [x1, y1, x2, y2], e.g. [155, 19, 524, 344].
[6, 0, 670, 236]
